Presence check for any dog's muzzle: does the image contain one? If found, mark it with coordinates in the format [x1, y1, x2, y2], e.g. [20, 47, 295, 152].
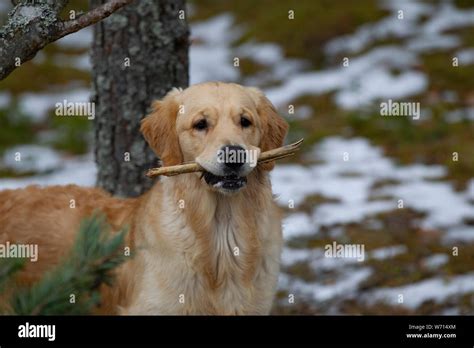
[205, 145, 249, 191]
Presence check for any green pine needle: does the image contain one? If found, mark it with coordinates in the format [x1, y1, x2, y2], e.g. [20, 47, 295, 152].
[0, 258, 25, 291]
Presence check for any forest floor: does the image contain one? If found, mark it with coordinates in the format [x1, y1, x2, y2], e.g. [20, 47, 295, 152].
[0, 0, 473, 314]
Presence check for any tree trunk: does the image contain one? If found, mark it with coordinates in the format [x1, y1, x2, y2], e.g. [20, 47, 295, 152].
[91, 0, 189, 197]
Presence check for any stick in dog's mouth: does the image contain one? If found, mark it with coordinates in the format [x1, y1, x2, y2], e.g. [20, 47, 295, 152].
[145, 138, 304, 178]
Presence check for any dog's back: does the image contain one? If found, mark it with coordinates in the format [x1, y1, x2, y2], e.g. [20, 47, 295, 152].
[0, 185, 136, 287]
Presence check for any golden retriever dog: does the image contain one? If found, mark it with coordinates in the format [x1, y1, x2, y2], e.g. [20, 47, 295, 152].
[0, 81, 289, 315]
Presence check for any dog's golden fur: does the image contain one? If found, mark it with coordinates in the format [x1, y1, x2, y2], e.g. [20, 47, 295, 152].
[0, 82, 288, 314]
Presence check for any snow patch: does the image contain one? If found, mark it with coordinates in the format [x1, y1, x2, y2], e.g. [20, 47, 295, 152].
[364, 273, 474, 309]
[272, 136, 469, 232]
[0, 93, 11, 108]
[289, 267, 373, 302]
[370, 245, 407, 260]
[19, 88, 91, 121]
[2, 145, 62, 173]
[282, 212, 315, 240]
[456, 48, 474, 65]
[0, 154, 96, 189]
[190, 14, 241, 83]
[421, 254, 449, 270]
[443, 226, 474, 244]
[57, 27, 93, 48]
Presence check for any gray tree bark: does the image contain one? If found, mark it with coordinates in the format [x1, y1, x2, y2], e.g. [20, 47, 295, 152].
[91, 0, 189, 197]
[0, 0, 133, 81]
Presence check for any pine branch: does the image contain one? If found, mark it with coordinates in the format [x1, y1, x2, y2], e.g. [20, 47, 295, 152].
[2, 214, 128, 315]
[0, 258, 25, 291]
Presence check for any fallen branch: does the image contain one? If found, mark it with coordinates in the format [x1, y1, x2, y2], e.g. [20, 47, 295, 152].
[146, 138, 304, 178]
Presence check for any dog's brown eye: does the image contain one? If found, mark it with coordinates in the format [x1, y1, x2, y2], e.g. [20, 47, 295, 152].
[240, 116, 252, 128]
[193, 119, 208, 131]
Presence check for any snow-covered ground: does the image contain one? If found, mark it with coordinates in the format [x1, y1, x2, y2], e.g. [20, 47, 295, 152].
[363, 273, 474, 309]
[274, 136, 473, 235]
[0, 152, 96, 189]
[19, 89, 91, 122]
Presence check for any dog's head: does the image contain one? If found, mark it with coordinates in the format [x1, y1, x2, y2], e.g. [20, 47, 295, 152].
[141, 82, 288, 194]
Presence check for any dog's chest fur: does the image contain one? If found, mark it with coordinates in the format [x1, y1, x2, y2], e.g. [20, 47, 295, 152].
[124, 176, 282, 315]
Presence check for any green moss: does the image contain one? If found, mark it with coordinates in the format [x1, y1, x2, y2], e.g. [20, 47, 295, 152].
[339, 299, 414, 315]
[444, 244, 474, 275]
[238, 57, 268, 79]
[48, 113, 91, 155]
[284, 262, 317, 282]
[454, 0, 474, 9]
[0, 168, 38, 178]
[0, 104, 90, 158]
[422, 51, 474, 98]
[58, 0, 89, 21]
[43, 42, 90, 57]
[458, 293, 474, 314]
[1, 59, 90, 96]
[296, 193, 340, 214]
[0, 106, 36, 154]
[370, 179, 401, 190]
[289, 94, 352, 147]
[271, 291, 321, 314]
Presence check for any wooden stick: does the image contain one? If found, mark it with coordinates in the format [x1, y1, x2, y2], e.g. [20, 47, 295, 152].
[145, 138, 304, 178]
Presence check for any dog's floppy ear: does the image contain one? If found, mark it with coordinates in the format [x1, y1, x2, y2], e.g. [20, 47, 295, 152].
[246, 87, 289, 171]
[141, 89, 183, 166]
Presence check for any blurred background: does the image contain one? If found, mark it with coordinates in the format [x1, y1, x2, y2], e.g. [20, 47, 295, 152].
[0, 0, 473, 314]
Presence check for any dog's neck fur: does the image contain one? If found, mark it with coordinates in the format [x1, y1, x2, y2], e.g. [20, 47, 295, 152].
[162, 169, 272, 288]
[121, 169, 278, 314]
[103, 166, 284, 315]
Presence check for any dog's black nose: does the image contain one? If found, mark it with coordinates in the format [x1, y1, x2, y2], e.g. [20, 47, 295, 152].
[220, 145, 246, 171]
